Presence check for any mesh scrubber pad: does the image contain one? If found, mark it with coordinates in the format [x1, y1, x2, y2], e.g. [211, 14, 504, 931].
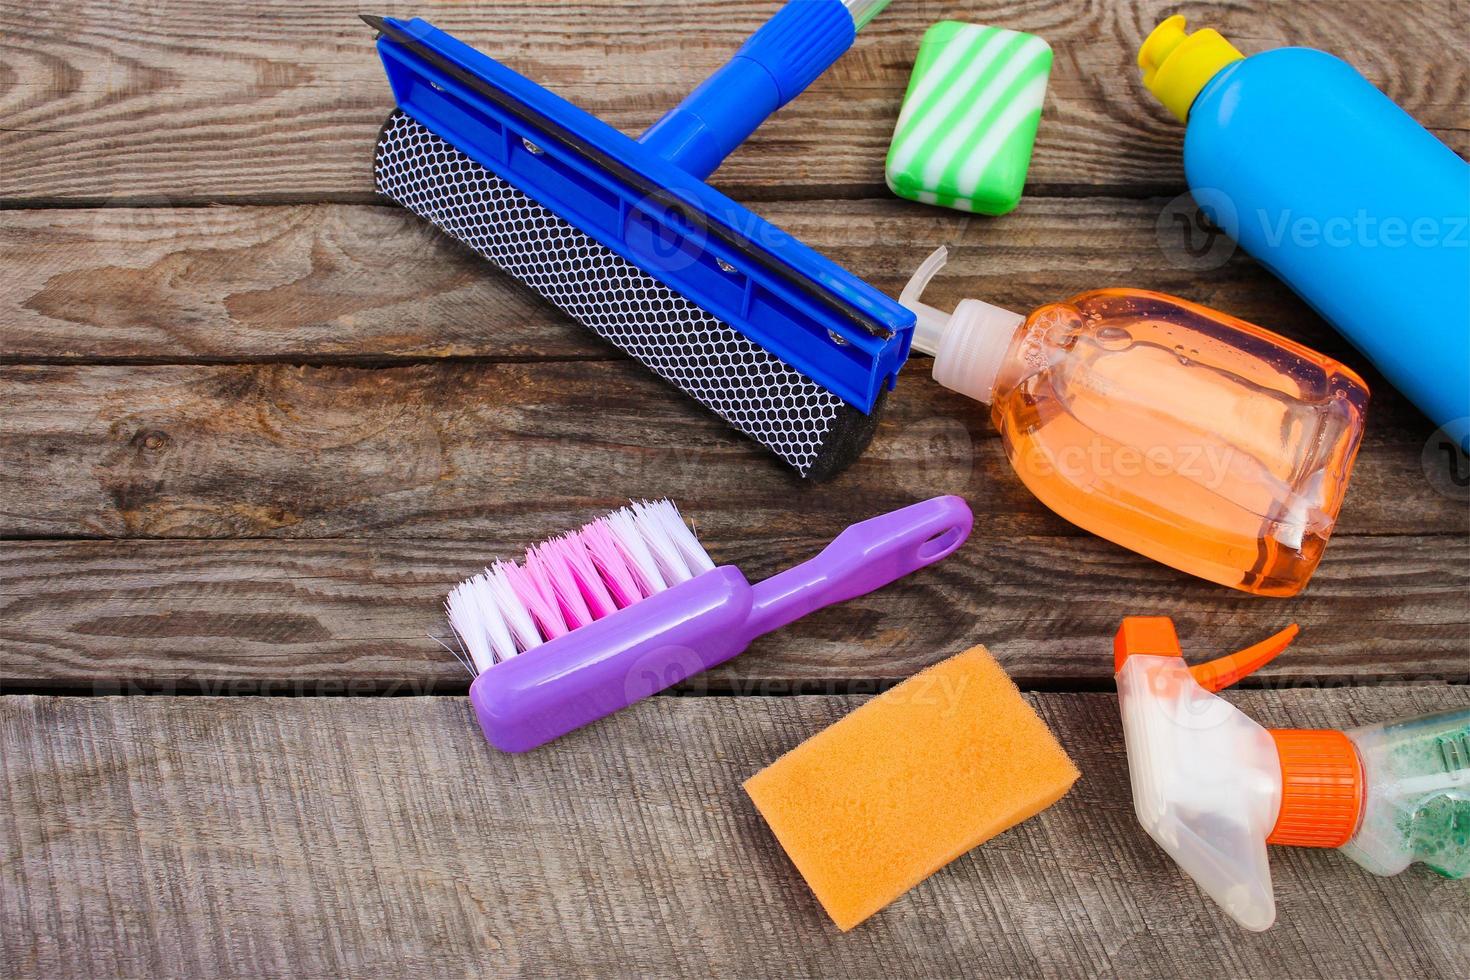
[375, 110, 883, 479]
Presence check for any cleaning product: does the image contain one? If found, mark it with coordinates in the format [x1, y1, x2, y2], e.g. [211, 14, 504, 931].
[1138, 15, 1470, 450]
[444, 497, 972, 752]
[1114, 616, 1469, 931]
[365, 3, 916, 480]
[744, 644, 1079, 931]
[899, 246, 1370, 596]
[886, 22, 1053, 215]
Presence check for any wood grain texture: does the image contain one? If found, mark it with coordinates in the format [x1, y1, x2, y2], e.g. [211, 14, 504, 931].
[2, 533, 1467, 693]
[0, 203, 597, 362]
[2, 688, 1467, 978]
[1, 360, 1461, 539]
[0, 198, 1396, 366]
[2, 0, 1467, 973]
[2, 0, 1465, 204]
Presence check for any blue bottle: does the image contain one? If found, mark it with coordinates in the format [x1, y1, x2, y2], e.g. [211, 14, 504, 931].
[1139, 15, 1470, 450]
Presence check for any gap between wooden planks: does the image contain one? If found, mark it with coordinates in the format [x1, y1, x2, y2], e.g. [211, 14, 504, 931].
[0, 358, 1460, 536]
[1, 532, 1467, 694]
[1, 688, 1467, 977]
[1, 0, 1465, 204]
[0, 198, 1406, 365]
[1, 2, 1467, 977]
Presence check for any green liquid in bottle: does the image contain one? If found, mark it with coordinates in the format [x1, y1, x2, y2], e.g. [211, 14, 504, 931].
[1344, 709, 1470, 879]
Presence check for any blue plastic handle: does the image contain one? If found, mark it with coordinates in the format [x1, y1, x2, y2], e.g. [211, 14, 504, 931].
[367, 14, 915, 413]
[638, 0, 856, 179]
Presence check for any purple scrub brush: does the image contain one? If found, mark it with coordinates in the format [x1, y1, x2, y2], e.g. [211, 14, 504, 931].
[445, 496, 973, 752]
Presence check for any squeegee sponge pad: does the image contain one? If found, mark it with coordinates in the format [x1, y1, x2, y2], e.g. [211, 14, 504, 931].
[744, 645, 1079, 931]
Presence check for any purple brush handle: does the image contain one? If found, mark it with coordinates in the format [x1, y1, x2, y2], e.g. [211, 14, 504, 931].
[470, 496, 972, 752]
[745, 494, 972, 636]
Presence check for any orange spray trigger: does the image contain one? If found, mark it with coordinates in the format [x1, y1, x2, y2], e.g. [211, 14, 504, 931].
[1190, 624, 1298, 692]
[1113, 617, 1298, 687]
[1113, 616, 1182, 672]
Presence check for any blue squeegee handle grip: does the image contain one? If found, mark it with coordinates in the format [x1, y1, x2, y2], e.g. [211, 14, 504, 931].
[638, 0, 867, 180]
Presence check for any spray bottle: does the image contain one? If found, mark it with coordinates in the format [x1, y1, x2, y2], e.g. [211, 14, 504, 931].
[1112, 616, 1468, 930]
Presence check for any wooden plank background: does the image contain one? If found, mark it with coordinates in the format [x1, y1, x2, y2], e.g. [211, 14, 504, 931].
[2, 0, 1467, 975]
[3, 688, 1469, 977]
[1, 0, 1465, 203]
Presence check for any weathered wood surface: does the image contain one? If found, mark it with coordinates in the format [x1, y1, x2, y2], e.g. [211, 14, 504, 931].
[3, 0, 1468, 974]
[0, 198, 1397, 365]
[1, 0, 1465, 204]
[0, 203, 595, 362]
[2, 361, 1461, 540]
[2, 533, 1466, 694]
[2, 688, 1466, 978]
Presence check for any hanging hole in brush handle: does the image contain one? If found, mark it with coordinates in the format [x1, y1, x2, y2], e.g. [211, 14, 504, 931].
[917, 523, 967, 561]
[744, 495, 973, 638]
[637, 0, 894, 180]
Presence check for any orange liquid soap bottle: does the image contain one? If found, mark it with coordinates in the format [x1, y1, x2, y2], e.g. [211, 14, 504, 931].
[900, 247, 1370, 596]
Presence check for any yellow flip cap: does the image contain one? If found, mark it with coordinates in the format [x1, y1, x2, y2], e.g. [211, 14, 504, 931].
[1138, 14, 1244, 122]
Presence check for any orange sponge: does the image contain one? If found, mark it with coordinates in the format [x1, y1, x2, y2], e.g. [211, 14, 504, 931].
[744, 645, 1079, 931]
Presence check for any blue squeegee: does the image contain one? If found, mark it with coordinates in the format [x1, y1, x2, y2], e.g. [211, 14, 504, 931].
[365, 1, 913, 479]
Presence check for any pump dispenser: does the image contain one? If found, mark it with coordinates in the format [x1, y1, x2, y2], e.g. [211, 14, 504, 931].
[899, 246, 1370, 596]
[1114, 617, 1469, 931]
[899, 246, 1023, 404]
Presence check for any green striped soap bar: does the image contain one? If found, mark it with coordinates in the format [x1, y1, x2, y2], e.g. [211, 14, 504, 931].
[886, 22, 1052, 216]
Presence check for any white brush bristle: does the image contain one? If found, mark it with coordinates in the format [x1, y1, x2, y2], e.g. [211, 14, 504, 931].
[443, 500, 714, 676]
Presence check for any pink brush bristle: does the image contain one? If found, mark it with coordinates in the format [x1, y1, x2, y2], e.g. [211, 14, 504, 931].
[546, 534, 617, 622]
[527, 539, 595, 630]
[502, 560, 568, 641]
[487, 562, 544, 655]
[580, 519, 644, 609]
[604, 509, 667, 597]
[444, 500, 715, 675]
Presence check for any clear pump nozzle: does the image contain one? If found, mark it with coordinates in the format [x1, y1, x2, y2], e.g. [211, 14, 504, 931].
[898, 246, 1025, 405]
[897, 245, 956, 356]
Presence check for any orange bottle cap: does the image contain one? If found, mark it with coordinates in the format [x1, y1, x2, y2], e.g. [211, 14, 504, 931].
[1266, 729, 1364, 848]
